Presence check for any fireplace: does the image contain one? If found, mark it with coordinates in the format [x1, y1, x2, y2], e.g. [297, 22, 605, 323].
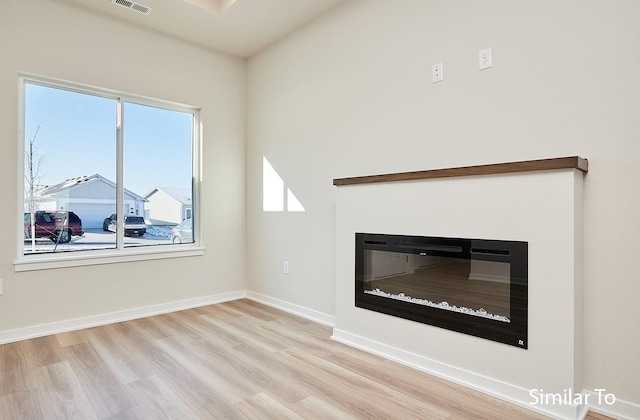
[335, 158, 586, 418]
[355, 233, 528, 348]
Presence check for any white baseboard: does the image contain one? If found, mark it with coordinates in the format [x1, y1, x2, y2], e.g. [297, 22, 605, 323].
[331, 328, 582, 420]
[245, 291, 335, 327]
[582, 389, 640, 420]
[0, 290, 246, 345]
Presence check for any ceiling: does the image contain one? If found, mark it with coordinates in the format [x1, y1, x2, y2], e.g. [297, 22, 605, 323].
[60, 0, 347, 58]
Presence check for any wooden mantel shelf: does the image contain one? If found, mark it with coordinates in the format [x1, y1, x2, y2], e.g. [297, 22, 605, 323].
[333, 156, 588, 186]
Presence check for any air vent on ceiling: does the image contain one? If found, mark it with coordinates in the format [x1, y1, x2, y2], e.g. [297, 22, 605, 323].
[111, 0, 153, 16]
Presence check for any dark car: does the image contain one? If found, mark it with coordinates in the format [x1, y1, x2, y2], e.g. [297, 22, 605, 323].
[103, 214, 147, 236]
[24, 211, 84, 243]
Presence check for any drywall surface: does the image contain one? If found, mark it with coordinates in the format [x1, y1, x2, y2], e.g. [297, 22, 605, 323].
[0, 0, 246, 332]
[247, 0, 640, 409]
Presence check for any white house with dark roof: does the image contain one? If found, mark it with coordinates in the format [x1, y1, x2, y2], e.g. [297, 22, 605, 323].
[32, 174, 147, 229]
[144, 187, 192, 225]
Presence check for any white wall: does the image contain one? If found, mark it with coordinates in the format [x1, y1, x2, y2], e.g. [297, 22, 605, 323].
[0, 0, 245, 331]
[247, 0, 640, 410]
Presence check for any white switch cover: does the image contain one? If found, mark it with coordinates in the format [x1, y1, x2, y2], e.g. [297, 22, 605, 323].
[479, 48, 492, 70]
[283, 261, 289, 274]
[432, 63, 443, 83]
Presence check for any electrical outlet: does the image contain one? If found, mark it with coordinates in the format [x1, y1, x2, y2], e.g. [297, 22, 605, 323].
[432, 62, 443, 83]
[283, 261, 289, 274]
[479, 48, 492, 70]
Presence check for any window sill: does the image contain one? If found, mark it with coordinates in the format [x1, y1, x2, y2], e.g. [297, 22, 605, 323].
[14, 246, 205, 272]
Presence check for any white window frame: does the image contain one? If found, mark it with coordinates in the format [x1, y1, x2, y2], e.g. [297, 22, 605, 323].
[14, 73, 203, 272]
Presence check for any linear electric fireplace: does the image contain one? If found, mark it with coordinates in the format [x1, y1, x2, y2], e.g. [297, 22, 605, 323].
[355, 233, 528, 348]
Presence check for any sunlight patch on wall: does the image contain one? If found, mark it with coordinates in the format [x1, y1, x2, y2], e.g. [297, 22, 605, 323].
[287, 188, 304, 212]
[263, 157, 284, 211]
[263, 156, 305, 212]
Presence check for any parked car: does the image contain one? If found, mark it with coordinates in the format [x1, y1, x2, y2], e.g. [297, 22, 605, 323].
[24, 211, 84, 243]
[171, 218, 193, 244]
[103, 214, 147, 236]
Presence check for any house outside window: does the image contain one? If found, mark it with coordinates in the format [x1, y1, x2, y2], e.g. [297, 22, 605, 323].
[144, 187, 192, 225]
[17, 74, 201, 270]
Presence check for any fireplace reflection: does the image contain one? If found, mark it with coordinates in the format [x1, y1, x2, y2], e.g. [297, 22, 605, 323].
[355, 233, 528, 348]
[363, 251, 511, 322]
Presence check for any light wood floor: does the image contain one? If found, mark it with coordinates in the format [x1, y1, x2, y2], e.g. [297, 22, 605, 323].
[0, 299, 599, 419]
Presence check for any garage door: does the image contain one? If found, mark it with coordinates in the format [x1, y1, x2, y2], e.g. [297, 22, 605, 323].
[66, 203, 115, 230]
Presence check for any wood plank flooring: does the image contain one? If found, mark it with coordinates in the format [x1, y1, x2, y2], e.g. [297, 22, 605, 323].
[0, 299, 565, 419]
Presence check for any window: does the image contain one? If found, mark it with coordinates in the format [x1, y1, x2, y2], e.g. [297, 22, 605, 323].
[18, 74, 201, 269]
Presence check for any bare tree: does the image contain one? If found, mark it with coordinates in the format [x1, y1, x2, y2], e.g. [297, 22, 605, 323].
[25, 125, 47, 251]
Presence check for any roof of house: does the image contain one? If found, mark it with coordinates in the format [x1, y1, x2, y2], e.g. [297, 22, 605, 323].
[145, 187, 192, 205]
[35, 174, 146, 201]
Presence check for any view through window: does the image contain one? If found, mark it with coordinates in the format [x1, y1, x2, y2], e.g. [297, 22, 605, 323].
[22, 78, 196, 255]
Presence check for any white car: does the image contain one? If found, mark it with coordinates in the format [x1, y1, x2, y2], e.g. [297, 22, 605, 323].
[171, 219, 193, 244]
[103, 214, 147, 236]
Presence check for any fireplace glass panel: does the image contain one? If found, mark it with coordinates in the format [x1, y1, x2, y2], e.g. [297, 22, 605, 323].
[355, 233, 528, 348]
[363, 250, 511, 322]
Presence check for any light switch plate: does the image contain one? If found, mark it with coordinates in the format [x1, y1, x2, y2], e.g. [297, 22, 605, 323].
[432, 63, 443, 83]
[479, 48, 492, 70]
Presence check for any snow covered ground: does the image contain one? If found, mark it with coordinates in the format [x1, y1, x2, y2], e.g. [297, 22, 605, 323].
[23, 226, 173, 254]
[144, 225, 172, 238]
